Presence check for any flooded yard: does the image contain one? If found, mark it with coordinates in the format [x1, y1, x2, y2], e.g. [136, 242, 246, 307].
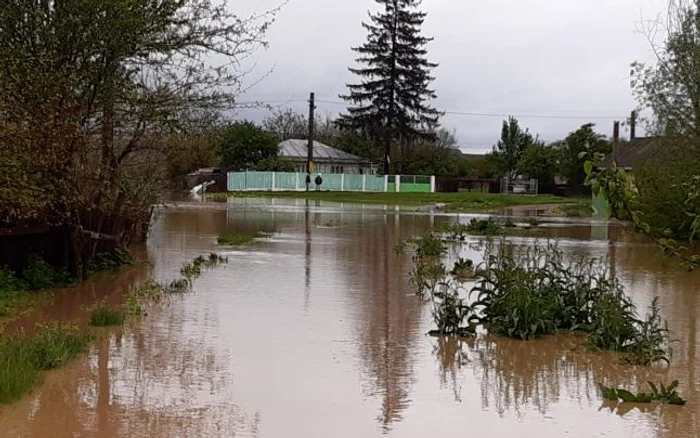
[1, 198, 699, 437]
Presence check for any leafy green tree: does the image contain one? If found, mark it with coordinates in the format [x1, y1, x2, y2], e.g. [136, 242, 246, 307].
[633, 0, 700, 137]
[0, 0, 276, 225]
[489, 117, 537, 178]
[337, 0, 442, 173]
[220, 122, 280, 169]
[517, 144, 559, 185]
[558, 123, 611, 185]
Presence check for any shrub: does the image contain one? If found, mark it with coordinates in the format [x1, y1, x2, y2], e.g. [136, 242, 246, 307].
[22, 257, 69, 290]
[86, 248, 134, 274]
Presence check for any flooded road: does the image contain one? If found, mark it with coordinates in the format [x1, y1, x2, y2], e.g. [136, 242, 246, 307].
[1, 198, 699, 437]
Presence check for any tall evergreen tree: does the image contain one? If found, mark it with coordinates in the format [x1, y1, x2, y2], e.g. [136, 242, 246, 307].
[337, 0, 441, 174]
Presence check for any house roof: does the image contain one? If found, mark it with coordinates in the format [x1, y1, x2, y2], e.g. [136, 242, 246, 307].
[279, 139, 368, 164]
[598, 137, 663, 169]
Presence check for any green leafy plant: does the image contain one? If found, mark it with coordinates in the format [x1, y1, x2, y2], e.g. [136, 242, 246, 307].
[599, 381, 686, 405]
[90, 304, 125, 327]
[429, 281, 478, 337]
[0, 322, 92, 404]
[413, 233, 447, 257]
[21, 257, 69, 290]
[450, 258, 475, 280]
[217, 231, 271, 246]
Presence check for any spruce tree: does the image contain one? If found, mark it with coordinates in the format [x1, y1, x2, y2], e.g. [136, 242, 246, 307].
[338, 0, 441, 174]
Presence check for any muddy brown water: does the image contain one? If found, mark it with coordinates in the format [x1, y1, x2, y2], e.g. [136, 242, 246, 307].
[1, 198, 699, 437]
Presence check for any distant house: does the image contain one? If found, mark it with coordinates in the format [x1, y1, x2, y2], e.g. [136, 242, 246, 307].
[598, 137, 663, 171]
[279, 139, 377, 174]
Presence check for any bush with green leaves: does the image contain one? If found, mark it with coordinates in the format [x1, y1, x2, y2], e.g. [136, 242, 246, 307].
[22, 257, 69, 290]
[410, 238, 674, 365]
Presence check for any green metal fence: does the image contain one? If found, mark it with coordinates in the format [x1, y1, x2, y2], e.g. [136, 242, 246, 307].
[226, 172, 392, 192]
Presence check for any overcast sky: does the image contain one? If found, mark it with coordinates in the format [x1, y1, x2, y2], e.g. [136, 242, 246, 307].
[233, 0, 668, 154]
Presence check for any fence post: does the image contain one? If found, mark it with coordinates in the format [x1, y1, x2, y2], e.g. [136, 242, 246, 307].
[384, 175, 388, 192]
[271, 172, 276, 191]
[362, 174, 367, 192]
[245, 170, 248, 191]
[430, 176, 436, 193]
[395, 175, 401, 193]
[341, 173, 345, 191]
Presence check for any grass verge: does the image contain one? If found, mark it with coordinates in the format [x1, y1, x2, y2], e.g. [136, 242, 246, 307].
[210, 191, 574, 212]
[0, 322, 92, 404]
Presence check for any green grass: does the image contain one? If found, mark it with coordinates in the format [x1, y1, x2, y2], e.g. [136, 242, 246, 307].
[211, 191, 573, 212]
[0, 322, 92, 404]
[550, 201, 593, 217]
[90, 305, 125, 327]
[217, 231, 271, 246]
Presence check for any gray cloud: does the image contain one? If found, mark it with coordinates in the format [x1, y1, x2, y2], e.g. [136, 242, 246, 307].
[234, 0, 667, 153]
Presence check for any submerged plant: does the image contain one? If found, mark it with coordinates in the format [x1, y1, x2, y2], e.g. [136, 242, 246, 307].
[625, 298, 671, 365]
[411, 238, 674, 365]
[450, 258, 475, 281]
[599, 381, 686, 405]
[90, 305, 125, 327]
[430, 281, 478, 337]
[217, 231, 271, 246]
[412, 233, 447, 257]
[0, 322, 92, 404]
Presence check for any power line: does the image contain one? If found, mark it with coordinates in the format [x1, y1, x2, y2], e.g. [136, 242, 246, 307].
[235, 97, 626, 121]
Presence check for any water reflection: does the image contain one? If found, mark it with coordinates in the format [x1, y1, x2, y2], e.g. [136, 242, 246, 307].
[1, 201, 699, 438]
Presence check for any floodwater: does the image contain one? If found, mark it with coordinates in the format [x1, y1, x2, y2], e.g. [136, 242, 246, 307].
[1, 198, 699, 438]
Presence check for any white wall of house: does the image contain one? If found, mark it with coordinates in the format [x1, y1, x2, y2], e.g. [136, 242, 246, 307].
[293, 162, 376, 175]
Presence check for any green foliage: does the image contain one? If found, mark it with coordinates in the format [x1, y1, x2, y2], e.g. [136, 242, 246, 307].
[516, 143, 559, 184]
[0, 0, 276, 229]
[252, 156, 296, 172]
[217, 231, 271, 246]
[430, 282, 478, 336]
[337, 0, 441, 173]
[219, 122, 280, 169]
[22, 257, 69, 291]
[625, 297, 671, 366]
[488, 117, 538, 178]
[553, 202, 592, 217]
[599, 381, 686, 405]
[0, 268, 29, 293]
[586, 292, 638, 351]
[450, 258, 475, 280]
[410, 239, 673, 364]
[0, 322, 92, 404]
[559, 123, 611, 185]
[413, 234, 447, 257]
[584, 140, 700, 269]
[128, 253, 228, 316]
[90, 305, 125, 327]
[86, 248, 134, 274]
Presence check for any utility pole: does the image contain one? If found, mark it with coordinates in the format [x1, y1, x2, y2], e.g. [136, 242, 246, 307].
[306, 92, 316, 191]
[613, 121, 620, 166]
